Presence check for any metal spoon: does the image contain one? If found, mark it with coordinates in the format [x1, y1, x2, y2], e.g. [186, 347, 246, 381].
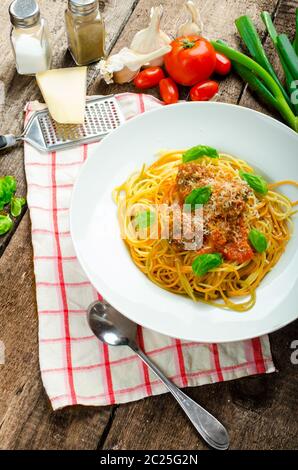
[87, 300, 229, 450]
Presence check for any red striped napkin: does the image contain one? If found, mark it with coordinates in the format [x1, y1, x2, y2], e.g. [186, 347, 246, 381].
[24, 93, 275, 410]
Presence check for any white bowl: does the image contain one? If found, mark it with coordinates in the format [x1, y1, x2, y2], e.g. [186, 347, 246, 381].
[70, 102, 298, 343]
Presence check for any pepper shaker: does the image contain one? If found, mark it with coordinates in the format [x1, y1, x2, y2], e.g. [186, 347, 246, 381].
[9, 0, 52, 75]
[65, 0, 106, 66]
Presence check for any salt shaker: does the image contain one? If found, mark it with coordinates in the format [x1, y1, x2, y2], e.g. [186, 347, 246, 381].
[65, 0, 105, 66]
[9, 0, 52, 75]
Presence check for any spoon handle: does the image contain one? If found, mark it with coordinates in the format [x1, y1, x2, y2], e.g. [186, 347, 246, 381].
[130, 342, 229, 450]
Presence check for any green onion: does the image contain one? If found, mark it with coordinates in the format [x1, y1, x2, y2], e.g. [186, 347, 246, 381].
[261, 11, 298, 115]
[233, 62, 278, 110]
[211, 40, 298, 131]
[261, 12, 293, 91]
[260, 11, 278, 42]
[277, 34, 298, 81]
[235, 15, 292, 109]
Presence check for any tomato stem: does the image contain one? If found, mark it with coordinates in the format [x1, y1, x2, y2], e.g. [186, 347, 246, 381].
[181, 39, 196, 49]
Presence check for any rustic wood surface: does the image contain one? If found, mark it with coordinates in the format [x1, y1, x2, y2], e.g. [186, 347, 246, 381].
[0, 0, 297, 450]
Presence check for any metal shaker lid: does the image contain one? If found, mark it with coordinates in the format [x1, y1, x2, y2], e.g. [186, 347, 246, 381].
[68, 0, 98, 16]
[9, 0, 40, 28]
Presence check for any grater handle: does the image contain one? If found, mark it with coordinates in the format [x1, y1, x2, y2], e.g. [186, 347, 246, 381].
[0, 134, 18, 150]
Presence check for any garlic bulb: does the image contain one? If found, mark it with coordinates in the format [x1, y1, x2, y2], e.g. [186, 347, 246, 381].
[177, 1, 203, 37]
[130, 5, 171, 67]
[99, 45, 171, 85]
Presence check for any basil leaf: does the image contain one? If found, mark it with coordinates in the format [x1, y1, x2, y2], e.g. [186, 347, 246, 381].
[0, 176, 17, 209]
[239, 170, 268, 195]
[185, 185, 212, 208]
[11, 196, 26, 217]
[182, 145, 219, 163]
[248, 229, 268, 253]
[192, 253, 223, 276]
[0, 214, 13, 235]
[3, 176, 17, 194]
[135, 210, 155, 229]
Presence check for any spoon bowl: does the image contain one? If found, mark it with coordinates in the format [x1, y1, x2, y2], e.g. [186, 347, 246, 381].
[88, 300, 137, 347]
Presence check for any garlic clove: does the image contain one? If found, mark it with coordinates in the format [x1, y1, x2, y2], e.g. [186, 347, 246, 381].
[177, 1, 203, 37]
[99, 45, 171, 84]
[130, 5, 171, 67]
[114, 67, 139, 85]
[99, 54, 124, 84]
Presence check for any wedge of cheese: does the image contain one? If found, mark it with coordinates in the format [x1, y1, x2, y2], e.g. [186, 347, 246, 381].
[36, 67, 87, 124]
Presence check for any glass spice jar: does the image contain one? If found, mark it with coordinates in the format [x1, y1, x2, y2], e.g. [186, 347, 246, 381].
[9, 0, 52, 76]
[65, 0, 106, 66]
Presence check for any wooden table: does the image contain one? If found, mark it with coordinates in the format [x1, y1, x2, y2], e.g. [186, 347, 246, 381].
[0, 0, 298, 451]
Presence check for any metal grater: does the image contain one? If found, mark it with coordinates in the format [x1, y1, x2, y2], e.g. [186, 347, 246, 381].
[0, 95, 125, 153]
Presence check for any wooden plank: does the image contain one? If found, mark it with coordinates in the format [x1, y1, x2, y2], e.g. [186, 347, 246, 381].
[0, 0, 139, 256]
[0, 372, 113, 450]
[0, 213, 113, 450]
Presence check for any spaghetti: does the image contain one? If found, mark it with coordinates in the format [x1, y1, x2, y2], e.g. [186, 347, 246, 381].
[113, 149, 297, 312]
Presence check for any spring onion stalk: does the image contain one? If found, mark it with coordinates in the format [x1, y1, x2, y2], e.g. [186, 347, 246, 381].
[277, 34, 298, 81]
[261, 11, 298, 115]
[293, 9, 298, 54]
[210, 40, 298, 131]
[233, 62, 278, 110]
[234, 62, 298, 124]
[235, 16, 292, 108]
[261, 11, 293, 91]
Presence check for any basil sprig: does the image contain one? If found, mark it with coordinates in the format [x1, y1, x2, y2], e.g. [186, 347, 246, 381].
[0, 176, 17, 210]
[185, 185, 212, 208]
[182, 145, 219, 163]
[135, 210, 155, 229]
[239, 170, 268, 195]
[0, 176, 26, 236]
[192, 253, 223, 276]
[248, 229, 268, 253]
[11, 196, 26, 217]
[0, 214, 13, 235]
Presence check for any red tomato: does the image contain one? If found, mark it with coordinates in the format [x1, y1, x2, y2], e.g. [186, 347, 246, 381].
[214, 52, 231, 75]
[190, 80, 219, 101]
[164, 36, 216, 86]
[159, 78, 179, 104]
[133, 67, 165, 89]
